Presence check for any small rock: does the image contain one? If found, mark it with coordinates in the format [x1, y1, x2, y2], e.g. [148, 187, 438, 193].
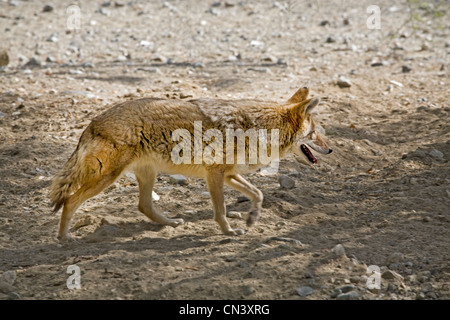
[74, 215, 94, 229]
[326, 36, 336, 43]
[242, 285, 255, 296]
[336, 291, 360, 300]
[429, 149, 444, 159]
[237, 196, 249, 203]
[43, 4, 54, 12]
[24, 56, 42, 68]
[0, 271, 16, 286]
[168, 174, 188, 185]
[401, 65, 412, 73]
[261, 54, 277, 63]
[422, 216, 431, 222]
[98, 7, 110, 15]
[296, 286, 314, 297]
[382, 270, 404, 281]
[278, 174, 295, 189]
[330, 288, 341, 298]
[82, 61, 95, 68]
[200, 191, 210, 199]
[225, 255, 236, 262]
[151, 54, 168, 63]
[69, 69, 83, 75]
[250, 40, 265, 48]
[320, 20, 329, 26]
[207, 7, 220, 16]
[227, 211, 242, 219]
[269, 237, 302, 246]
[179, 93, 193, 99]
[46, 33, 58, 42]
[247, 67, 270, 73]
[337, 76, 352, 88]
[0, 111, 5, 119]
[331, 244, 346, 257]
[152, 191, 160, 201]
[193, 62, 205, 68]
[7, 292, 21, 300]
[339, 284, 355, 293]
[140, 40, 153, 47]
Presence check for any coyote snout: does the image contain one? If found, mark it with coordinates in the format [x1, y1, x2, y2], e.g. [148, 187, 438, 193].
[49, 86, 332, 241]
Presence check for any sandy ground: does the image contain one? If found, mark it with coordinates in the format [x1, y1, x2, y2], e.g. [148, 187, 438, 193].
[0, 0, 449, 300]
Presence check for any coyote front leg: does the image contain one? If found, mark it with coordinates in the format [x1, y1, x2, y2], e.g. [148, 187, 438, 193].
[206, 169, 245, 236]
[225, 174, 263, 227]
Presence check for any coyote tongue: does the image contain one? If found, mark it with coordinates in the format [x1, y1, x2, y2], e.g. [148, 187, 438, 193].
[301, 144, 317, 164]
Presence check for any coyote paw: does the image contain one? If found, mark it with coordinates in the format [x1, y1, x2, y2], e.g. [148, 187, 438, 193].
[57, 233, 78, 243]
[225, 228, 246, 236]
[168, 218, 185, 228]
[246, 209, 260, 227]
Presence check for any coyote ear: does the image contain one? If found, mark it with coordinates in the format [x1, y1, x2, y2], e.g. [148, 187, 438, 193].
[305, 97, 320, 115]
[289, 97, 320, 121]
[287, 86, 309, 103]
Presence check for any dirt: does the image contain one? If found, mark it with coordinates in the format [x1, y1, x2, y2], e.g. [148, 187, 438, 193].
[0, 0, 449, 300]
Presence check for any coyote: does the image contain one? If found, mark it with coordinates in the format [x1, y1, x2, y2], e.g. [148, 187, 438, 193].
[49, 87, 332, 241]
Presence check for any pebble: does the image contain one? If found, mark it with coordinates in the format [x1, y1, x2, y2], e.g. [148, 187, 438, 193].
[200, 191, 210, 199]
[242, 285, 255, 296]
[0, 271, 16, 286]
[227, 211, 242, 219]
[278, 174, 295, 189]
[336, 290, 360, 300]
[339, 284, 355, 293]
[331, 244, 346, 257]
[429, 149, 444, 159]
[82, 62, 95, 68]
[337, 76, 352, 88]
[261, 54, 277, 63]
[326, 36, 336, 43]
[43, 4, 54, 12]
[296, 286, 314, 297]
[151, 54, 168, 63]
[250, 40, 265, 48]
[268, 236, 302, 246]
[236, 196, 249, 203]
[168, 174, 188, 185]
[247, 67, 270, 73]
[46, 33, 59, 42]
[0, 111, 5, 119]
[152, 191, 160, 201]
[382, 270, 404, 281]
[401, 65, 412, 73]
[193, 62, 205, 68]
[75, 215, 95, 230]
[25, 56, 42, 68]
[225, 255, 236, 262]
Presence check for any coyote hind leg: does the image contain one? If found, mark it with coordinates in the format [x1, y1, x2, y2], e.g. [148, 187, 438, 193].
[134, 164, 184, 228]
[58, 172, 119, 242]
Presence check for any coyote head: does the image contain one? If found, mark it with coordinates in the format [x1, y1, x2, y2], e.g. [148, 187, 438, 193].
[286, 87, 332, 164]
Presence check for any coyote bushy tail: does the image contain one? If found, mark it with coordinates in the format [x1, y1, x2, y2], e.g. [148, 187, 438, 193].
[49, 130, 110, 213]
[48, 145, 85, 213]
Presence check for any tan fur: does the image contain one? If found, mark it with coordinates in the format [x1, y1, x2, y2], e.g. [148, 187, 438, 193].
[49, 88, 331, 241]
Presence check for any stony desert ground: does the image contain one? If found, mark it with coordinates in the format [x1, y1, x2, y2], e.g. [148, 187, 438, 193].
[0, 0, 449, 300]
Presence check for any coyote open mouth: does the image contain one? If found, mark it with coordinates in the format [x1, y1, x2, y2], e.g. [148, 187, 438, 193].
[301, 144, 317, 164]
